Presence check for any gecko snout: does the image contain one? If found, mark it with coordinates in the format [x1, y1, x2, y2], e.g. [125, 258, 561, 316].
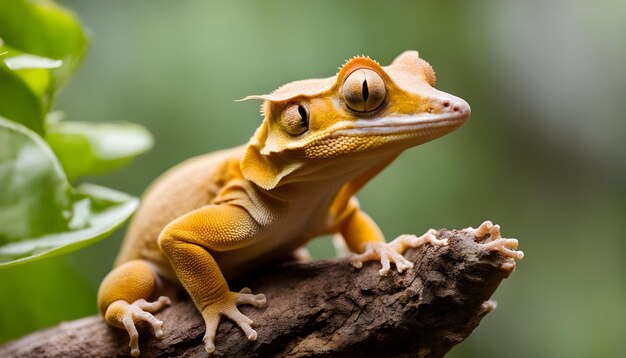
[432, 96, 471, 118]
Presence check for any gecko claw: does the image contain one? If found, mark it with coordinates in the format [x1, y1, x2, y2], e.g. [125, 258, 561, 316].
[351, 228, 447, 276]
[465, 221, 524, 268]
[350, 260, 363, 269]
[106, 296, 171, 357]
[247, 330, 258, 341]
[203, 334, 216, 353]
[351, 241, 413, 275]
[201, 289, 266, 354]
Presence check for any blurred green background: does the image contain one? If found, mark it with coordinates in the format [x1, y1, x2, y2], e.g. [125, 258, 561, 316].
[1, 0, 624, 357]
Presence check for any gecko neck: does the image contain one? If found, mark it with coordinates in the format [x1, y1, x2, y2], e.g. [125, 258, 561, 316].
[256, 151, 400, 203]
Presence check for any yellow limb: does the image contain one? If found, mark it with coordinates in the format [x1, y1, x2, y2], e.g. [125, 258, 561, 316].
[158, 204, 267, 353]
[97, 260, 171, 356]
[339, 200, 386, 254]
[339, 198, 449, 276]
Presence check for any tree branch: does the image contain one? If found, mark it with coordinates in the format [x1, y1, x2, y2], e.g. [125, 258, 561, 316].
[1, 227, 520, 357]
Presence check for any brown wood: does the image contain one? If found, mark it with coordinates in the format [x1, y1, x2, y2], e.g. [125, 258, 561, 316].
[0, 228, 518, 358]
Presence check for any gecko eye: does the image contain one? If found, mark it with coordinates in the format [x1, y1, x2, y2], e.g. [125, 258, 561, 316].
[342, 69, 386, 113]
[280, 103, 309, 135]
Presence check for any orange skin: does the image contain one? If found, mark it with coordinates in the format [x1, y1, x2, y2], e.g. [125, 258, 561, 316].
[97, 51, 470, 356]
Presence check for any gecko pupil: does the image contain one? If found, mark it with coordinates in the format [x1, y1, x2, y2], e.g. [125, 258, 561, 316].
[297, 104, 308, 127]
[362, 80, 369, 102]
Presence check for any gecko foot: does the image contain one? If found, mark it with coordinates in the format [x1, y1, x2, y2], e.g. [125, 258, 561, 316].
[202, 287, 267, 354]
[465, 221, 524, 269]
[106, 296, 171, 357]
[351, 229, 448, 276]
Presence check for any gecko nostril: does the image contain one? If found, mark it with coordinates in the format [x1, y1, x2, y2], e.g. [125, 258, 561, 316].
[443, 101, 450, 108]
[453, 106, 460, 112]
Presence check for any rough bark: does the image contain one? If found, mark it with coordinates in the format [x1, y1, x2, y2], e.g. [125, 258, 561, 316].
[1, 228, 519, 358]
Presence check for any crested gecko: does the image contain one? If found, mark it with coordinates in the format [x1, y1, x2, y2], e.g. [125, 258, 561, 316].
[97, 51, 520, 356]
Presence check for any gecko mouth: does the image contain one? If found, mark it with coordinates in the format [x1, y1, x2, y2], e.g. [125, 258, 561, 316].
[300, 105, 470, 159]
[336, 108, 470, 137]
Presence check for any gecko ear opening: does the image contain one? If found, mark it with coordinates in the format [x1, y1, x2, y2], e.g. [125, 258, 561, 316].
[241, 145, 302, 190]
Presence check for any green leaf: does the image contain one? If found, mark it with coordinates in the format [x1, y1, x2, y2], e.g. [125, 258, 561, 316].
[4, 54, 63, 70]
[0, 46, 56, 120]
[8, 67, 52, 99]
[0, 184, 138, 268]
[46, 120, 154, 180]
[0, 117, 139, 268]
[0, 115, 70, 240]
[0, 64, 45, 134]
[2, 51, 56, 100]
[0, 0, 88, 98]
[0, 0, 87, 63]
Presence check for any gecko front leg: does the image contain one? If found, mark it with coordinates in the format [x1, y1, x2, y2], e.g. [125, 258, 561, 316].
[200, 287, 267, 353]
[351, 229, 448, 275]
[158, 204, 267, 354]
[339, 206, 447, 276]
[465, 221, 524, 270]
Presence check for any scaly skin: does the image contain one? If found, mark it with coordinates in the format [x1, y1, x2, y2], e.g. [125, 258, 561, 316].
[97, 51, 472, 355]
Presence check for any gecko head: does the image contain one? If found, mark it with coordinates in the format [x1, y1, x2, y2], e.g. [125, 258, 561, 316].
[240, 51, 470, 190]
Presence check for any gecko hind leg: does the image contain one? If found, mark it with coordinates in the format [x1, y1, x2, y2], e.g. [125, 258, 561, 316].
[98, 260, 172, 357]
